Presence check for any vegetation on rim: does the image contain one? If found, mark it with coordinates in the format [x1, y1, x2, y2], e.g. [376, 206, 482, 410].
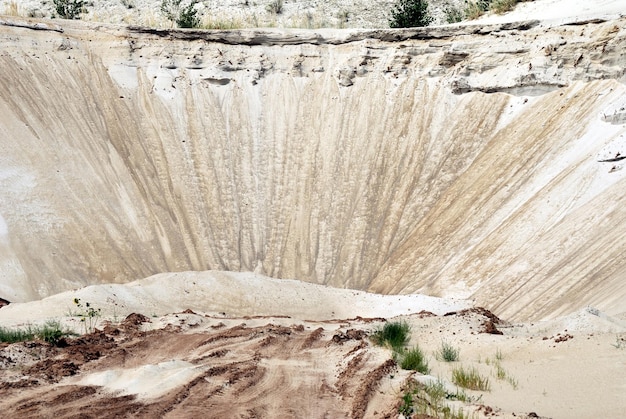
[389, 0, 433, 28]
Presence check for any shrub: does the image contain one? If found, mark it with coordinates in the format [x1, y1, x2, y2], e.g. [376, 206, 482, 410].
[389, 0, 433, 28]
[39, 321, 67, 345]
[53, 0, 85, 19]
[72, 298, 102, 334]
[161, 0, 201, 28]
[266, 0, 283, 15]
[436, 341, 460, 362]
[452, 365, 491, 391]
[177, 1, 200, 28]
[371, 321, 410, 351]
[400, 345, 430, 374]
[444, 6, 465, 23]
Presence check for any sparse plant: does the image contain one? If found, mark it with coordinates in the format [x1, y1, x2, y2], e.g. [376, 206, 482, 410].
[452, 366, 491, 391]
[400, 379, 472, 418]
[39, 320, 66, 345]
[120, 0, 135, 9]
[202, 17, 243, 30]
[490, 0, 520, 14]
[400, 345, 430, 373]
[371, 321, 410, 351]
[436, 341, 460, 362]
[53, 0, 85, 19]
[463, 0, 490, 20]
[336, 10, 350, 28]
[0, 325, 36, 343]
[161, 0, 201, 28]
[445, 6, 465, 23]
[492, 359, 518, 389]
[507, 374, 519, 389]
[177, 0, 200, 28]
[4, 0, 19, 16]
[266, 0, 283, 15]
[494, 362, 506, 380]
[72, 298, 102, 334]
[389, 0, 433, 28]
[611, 335, 625, 349]
[399, 389, 413, 416]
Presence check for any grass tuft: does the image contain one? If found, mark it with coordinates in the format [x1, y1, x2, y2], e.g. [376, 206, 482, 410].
[5, 0, 19, 16]
[0, 326, 35, 343]
[400, 345, 430, 374]
[0, 321, 72, 346]
[400, 379, 473, 418]
[371, 321, 410, 351]
[452, 365, 491, 391]
[435, 341, 460, 362]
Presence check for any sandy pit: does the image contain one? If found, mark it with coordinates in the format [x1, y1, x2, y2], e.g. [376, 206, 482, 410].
[1, 0, 626, 417]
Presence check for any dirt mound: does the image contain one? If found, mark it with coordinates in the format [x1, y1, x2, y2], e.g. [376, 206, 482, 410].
[0, 315, 401, 418]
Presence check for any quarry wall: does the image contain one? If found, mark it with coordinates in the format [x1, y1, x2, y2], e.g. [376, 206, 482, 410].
[1, 17, 625, 320]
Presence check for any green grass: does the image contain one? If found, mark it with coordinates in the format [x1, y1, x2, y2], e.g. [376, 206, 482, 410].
[400, 345, 430, 374]
[435, 341, 460, 362]
[0, 326, 36, 343]
[452, 366, 491, 391]
[0, 321, 71, 346]
[371, 321, 410, 351]
[400, 379, 473, 418]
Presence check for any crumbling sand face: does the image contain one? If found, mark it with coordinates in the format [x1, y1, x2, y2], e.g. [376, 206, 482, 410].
[0, 17, 625, 320]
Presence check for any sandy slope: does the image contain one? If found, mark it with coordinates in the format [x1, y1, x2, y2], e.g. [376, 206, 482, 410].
[1, 12, 626, 321]
[478, 0, 625, 25]
[0, 271, 473, 327]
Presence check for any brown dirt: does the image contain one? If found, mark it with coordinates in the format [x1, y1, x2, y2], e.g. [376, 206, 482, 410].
[0, 314, 402, 418]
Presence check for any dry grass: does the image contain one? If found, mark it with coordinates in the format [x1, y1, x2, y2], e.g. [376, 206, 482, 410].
[4, 0, 19, 16]
[201, 16, 244, 30]
[490, 0, 520, 14]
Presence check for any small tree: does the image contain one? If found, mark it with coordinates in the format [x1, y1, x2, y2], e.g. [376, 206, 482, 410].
[53, 0, 85, 19]
[389, 0, 433, 28]
[161, 0, 201, 28]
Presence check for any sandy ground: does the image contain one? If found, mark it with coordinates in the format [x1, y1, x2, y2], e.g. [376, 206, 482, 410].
[0, 272, 625, 418]
[477, 0, 626, 25]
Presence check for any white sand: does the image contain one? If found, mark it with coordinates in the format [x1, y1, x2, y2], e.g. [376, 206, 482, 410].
[0, 271, 474, 328]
